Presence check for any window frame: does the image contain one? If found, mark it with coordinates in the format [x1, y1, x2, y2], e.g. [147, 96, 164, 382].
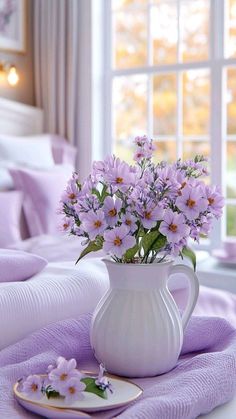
[99, 0, 236, 249]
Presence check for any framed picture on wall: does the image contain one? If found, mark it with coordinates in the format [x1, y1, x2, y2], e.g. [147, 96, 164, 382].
[0, 0, 26, 53]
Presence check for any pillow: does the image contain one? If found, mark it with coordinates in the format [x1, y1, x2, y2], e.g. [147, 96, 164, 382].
[0, 134, 55, 190]
[50, 134, 77, 166]
[10, 166, 72, 236]
[0, 191, 23, 247]
[0, 249, 47, 282]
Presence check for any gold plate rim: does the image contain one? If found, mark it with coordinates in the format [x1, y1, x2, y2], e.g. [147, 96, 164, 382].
[13, 371, 143, 413]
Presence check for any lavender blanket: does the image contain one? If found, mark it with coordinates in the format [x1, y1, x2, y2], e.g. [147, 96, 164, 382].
[1, 289, 236, 419]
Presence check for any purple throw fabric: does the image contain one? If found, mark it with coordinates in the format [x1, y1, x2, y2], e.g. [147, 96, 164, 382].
[0, 249, 47, 282]
[0, 191, 23, 247]
[10, 166, 72, 236]
[0, 288, 236, 418]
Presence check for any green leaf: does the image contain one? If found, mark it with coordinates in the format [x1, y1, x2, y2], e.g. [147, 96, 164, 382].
[142, 231, 159, 255]
[151, 234, 167, 251]
[182, 246, 196, 271]
[81, 377, 107, 399]
[92, 188, 101, 201]
[45, 386, 60, 399]
[123, 243, 139, 262]
[141, 231, 166, 257]
[76, 241, 103, 264]
[100, 185, 109, 202]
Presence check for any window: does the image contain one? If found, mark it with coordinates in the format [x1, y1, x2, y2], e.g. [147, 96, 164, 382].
[103, 0, 236, 246]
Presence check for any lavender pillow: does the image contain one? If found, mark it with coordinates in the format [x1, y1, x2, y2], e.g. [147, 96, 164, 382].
[0, 249, 47, 282]
[0, 191, 23, 247]
[10, 166, 72, 236]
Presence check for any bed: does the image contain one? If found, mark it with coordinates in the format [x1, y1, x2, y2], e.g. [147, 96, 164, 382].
[0, 98, 236, 418]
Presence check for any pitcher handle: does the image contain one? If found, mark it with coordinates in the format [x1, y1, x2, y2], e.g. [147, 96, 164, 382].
[169, 264, 199, 330]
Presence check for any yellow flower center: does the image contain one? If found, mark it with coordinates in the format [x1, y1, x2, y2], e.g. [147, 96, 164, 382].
[63, 223, 69, 230]
[94, 220, 102, 228]
[108, 208, 117, 217]
[125, 219, 132, 226]
[208, 197, 214, 205]
[31, 384, 38, 392]
[60, 373, 68, 381]
[169, 223, 178, 232]
[116, 177, 123, 184]
[186, 199, 196, 208]
[69, 386, 76, 394]
[114, 237, 122, 246]
[144, 211, 152, 219]
[68, 193, 76, 200]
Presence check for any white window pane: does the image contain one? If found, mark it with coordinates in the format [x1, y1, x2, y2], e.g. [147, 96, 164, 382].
[227, 68, 236, 135]
[183, 141, 210, 160]
[180, 0, 209, 62]
[114, 140, 134, 164]
[112, 0, 147, 11]
[153, 140, 177, 163]
[183, 69, 210, 136]
[113, 10, 147, 69]
[225, 0, 236, 58]
[151, 2, 178, 65]
[113, 75, 148, 140]
[153, 74, 177, 136]
[227, 142, 236, 198]
[226, 205, 236, 237]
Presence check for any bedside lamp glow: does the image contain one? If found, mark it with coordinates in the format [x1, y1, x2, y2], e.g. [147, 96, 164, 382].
[7, 65, 19, 86]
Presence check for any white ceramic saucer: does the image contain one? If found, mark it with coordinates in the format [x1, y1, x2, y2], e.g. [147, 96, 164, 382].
[14, 373, 142, 418]
[212, 249, 236, 266]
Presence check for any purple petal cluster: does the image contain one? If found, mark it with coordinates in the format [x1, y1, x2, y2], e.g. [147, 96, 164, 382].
[48, 357, 85, 403]
[103, 225, 136, 259]
[60, 135, 224, 263]
[133, 135, 156, 162]
[22, 375, 43, 399]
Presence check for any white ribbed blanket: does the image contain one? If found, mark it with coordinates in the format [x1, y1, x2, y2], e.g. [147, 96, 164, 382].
[0, 258, 109, 349]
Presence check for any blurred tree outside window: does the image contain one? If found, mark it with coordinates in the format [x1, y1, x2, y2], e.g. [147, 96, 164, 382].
[109, 0, 236, 240]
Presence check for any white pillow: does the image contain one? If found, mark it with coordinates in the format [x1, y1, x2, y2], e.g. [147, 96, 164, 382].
[0, 135, 55, 167]
[0, 135, 55, 190]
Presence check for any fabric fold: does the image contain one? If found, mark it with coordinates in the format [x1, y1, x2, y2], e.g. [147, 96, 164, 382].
[0, 309, 236, 419]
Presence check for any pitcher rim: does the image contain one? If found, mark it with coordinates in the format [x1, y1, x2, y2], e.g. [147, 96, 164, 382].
[102, 256, 174, 267]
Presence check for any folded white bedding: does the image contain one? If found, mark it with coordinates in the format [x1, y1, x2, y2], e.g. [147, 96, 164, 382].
[0, 258, 109, 350]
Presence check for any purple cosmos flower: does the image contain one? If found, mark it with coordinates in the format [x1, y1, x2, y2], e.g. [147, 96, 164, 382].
[176, 185, 208, 220]
[92, 155, 117, 181]
[156, 166, 179, 193]
[105, 158, 136, 192]
[80, 210, 107, 240]
[95, 364, 113, 394]
[60, 216, 74, 233]
[159, 209, 190, 243]
[133, 135, 155, 162]
[48, 358, 81, 392]
[22, 375, 43, 399]
[61, 175, 80, 206]
[121, 212, 137, 233]
[103, 225, 136, 258]
[168, 238, 187, 256]
[59, 377, 86, 403]
[139, 203, 163, 229]
[133, 149, 146, 162]
[205, 185, 224, 218]
[104, 196, 122, 226]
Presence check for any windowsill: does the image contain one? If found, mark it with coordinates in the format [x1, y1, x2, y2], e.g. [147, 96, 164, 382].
[196, 251, 236, 294]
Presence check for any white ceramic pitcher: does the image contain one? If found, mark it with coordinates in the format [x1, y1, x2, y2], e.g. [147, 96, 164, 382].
[90, 258, 199, 378]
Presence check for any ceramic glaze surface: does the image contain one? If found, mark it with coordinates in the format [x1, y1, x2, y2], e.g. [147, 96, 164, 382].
[90, 259, 199, 378]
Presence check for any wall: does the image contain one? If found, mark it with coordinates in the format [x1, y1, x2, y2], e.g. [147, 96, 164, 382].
[0, 0, 35, 105]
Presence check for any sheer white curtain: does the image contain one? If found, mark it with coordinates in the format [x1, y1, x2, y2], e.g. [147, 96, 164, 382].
[34, 0, 92, 178]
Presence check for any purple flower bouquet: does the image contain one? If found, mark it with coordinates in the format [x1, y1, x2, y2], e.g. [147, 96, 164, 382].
[61, 136, 224, 269]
